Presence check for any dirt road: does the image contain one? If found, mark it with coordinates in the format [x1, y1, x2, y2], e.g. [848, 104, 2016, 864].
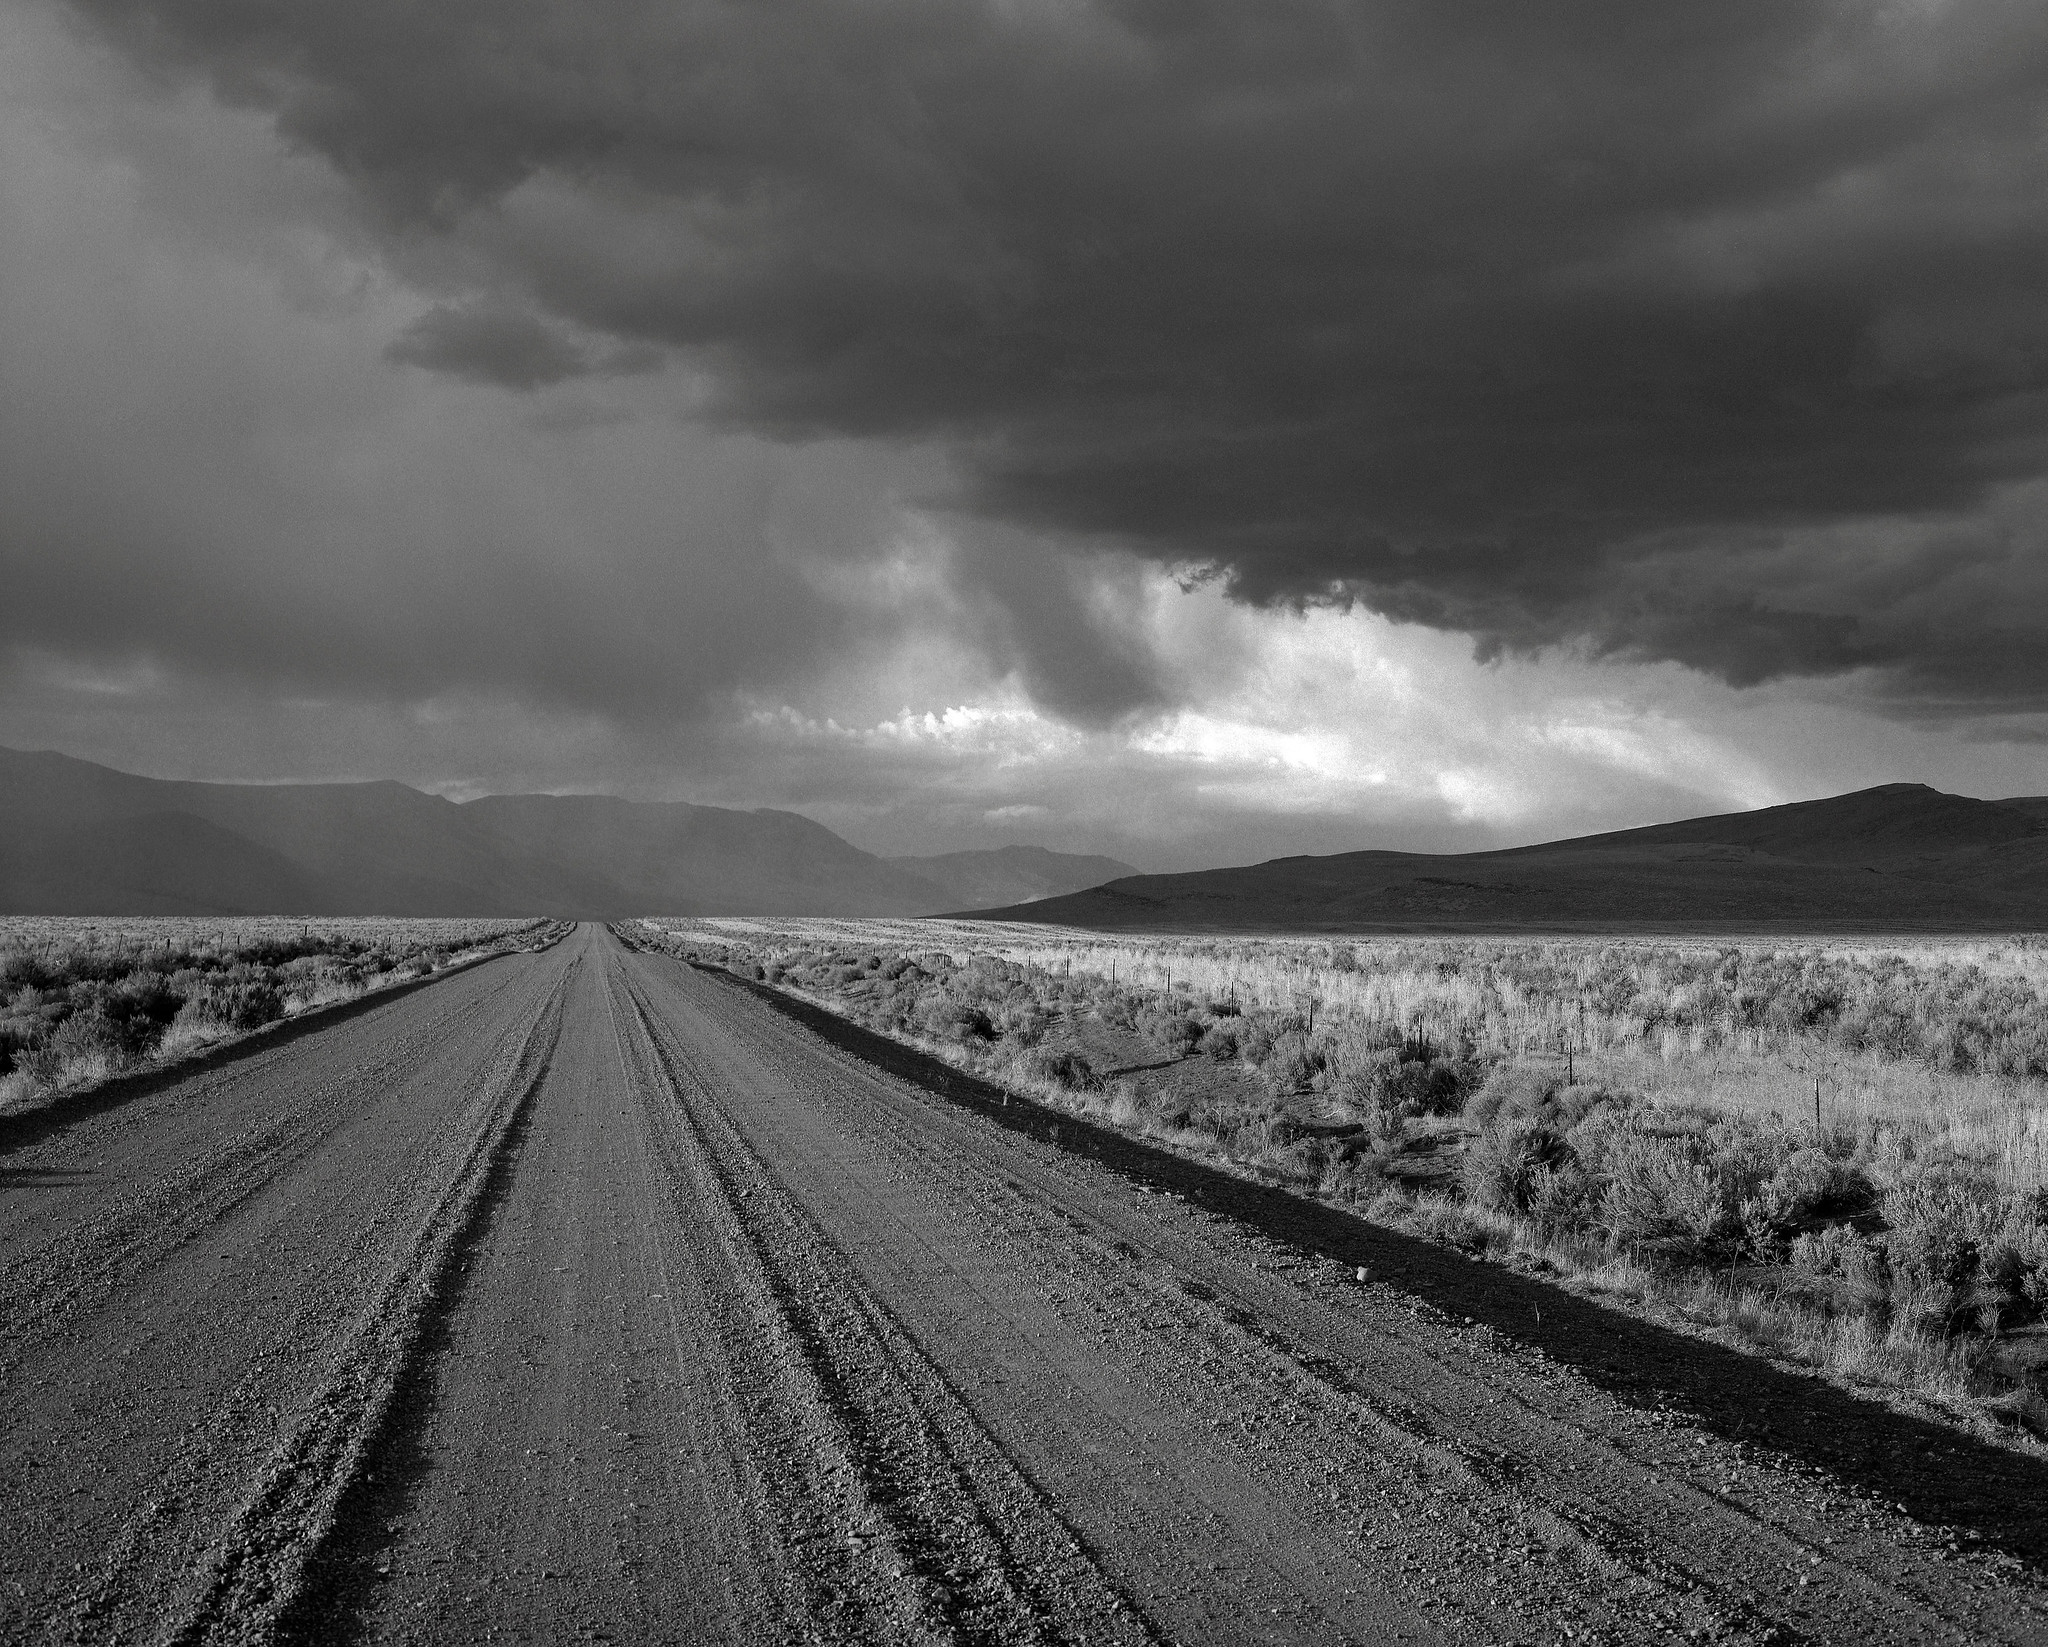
[4, 924, 2045, 1645]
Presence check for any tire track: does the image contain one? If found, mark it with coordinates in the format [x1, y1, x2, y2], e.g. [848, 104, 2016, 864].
[149, 954, 574, 1647]
[5, 948, 582, 1647]
[320, 935, 903, 1647]
[613, 966, 1156, 1647]
[0, 962, 538, 1369]
[857, 1134, 1797, 1641]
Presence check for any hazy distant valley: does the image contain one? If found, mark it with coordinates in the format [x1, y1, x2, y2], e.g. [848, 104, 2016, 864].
[0, 746, 1134, 917]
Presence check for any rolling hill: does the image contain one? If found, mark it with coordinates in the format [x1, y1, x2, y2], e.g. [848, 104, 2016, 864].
[969, 784, 2048, 933]
[0, 747, 1134, 916]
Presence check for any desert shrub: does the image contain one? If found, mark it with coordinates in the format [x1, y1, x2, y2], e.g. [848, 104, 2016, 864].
[1599, 1128, 1732, 1265]
[925, 1000, 995, 1042]
[1417, 1059, 1481, 1116]
[1880, 1175, 2048, 1335]
[1785, 1225, 1891, 1319]
[1150, 1094, 1193, 1131]
[1791, 1223, 1865, 1278]
[1168, 1087, 1270, 1145]
[107, 970, 182, 1031]
[1757, 1146, 1872, 1230]
[175, 977, 285, 1035]
[1137, 1007, 1203, 1058]
[1975, 1219, 2048, 1331]
[1354, 1055, 1466, 1116]
[1024, 1046, 1101, 1092]
[1235, 1020, 1275, 1064]
[1000, 1001, 1053, 1045]
[1462, 1118, 1569, 1215]
[1319, 1146, 1382, 1201]
[1464, 1062, 1559, 1129]
[1700, 1114, 1798, 1196]
[1198, 1021, 1241, 1062]
[1268, 1135, 1341, 1184]
[24, 1002, 156, 1082]
[1526, 1160, 1600, 1233]
[1331, 1047, 1401, 1113]
[1266, 1030, 1326, 1092]
[1467, 1064, 1629, 1140]
[1, 987, 63, 1075]
[1384, 1059, 1437, 1114]
[1881, 1173, 1987, 1334]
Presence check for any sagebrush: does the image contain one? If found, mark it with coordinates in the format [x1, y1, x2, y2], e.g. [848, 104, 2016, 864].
[644, 916, 2048, 1441]
[1, 917, 545, 1107]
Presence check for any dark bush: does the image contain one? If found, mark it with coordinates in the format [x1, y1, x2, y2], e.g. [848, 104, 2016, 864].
[25, 1001, 157, 1080]
[1267, 1030, 1326, 1092]
[927, 1000, 996, 1042]
[1757, 1146, 1872, 1230]
[1025, 1047, 1102, 1091]
[1137, 1008, 1204, 1057]
[177, 977, 286, 1033]
[1464, 1062, 1558, 1129]
[1462, 1118, 1570, 1215]
[1598, 1129, 1731, 1266]
[1332, 1047, 1398, 1110]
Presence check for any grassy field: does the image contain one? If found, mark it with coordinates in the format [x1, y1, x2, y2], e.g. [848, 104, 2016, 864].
[644, 915, 2048, 1443]
[1, 917, 550, 1110]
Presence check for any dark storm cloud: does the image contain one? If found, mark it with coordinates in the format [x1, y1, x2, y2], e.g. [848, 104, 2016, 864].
[64, 0, 2048, 709]
[386, 302, 668, 390]
[386, 303, 592, 390]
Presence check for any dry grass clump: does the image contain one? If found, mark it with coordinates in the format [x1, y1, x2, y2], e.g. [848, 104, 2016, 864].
[0, 917, 545, 1111]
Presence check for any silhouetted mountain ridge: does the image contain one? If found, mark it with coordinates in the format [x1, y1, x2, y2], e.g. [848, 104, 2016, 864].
[969, 785, 2048, 932]
[0, 747, 1135, 916]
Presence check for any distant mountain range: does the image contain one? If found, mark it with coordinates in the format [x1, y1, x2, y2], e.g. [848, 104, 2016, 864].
[0, 747, 1135, 917]
[15, 746, 2048, 930]
[973, 784, 2048, 932]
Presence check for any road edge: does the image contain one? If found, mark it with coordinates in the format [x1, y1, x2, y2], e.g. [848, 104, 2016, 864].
[0, 920, 572, 1153]
[685, 955, 2048, 1574]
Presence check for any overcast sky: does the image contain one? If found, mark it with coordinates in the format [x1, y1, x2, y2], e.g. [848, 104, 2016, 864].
[6, 0, 2048, 869]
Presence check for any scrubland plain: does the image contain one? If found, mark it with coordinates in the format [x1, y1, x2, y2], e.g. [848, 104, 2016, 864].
[647, 916, 2048, 1443]
[0, 916, 548, 1112]
[15, 923, 2041, 1643]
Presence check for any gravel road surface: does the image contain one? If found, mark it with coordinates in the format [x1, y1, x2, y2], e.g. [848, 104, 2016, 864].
[4, 924, 2046, 1645]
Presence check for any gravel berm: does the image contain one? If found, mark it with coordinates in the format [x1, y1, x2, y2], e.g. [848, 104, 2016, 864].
[4, 924, 2044, 1644]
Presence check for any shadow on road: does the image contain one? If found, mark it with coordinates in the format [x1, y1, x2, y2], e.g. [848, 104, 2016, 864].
[0, 1166, 94, 1187]
[716, 964, 2048, 1571]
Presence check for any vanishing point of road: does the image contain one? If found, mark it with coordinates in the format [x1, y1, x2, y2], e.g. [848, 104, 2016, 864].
[4, 924, 2045, 1645]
